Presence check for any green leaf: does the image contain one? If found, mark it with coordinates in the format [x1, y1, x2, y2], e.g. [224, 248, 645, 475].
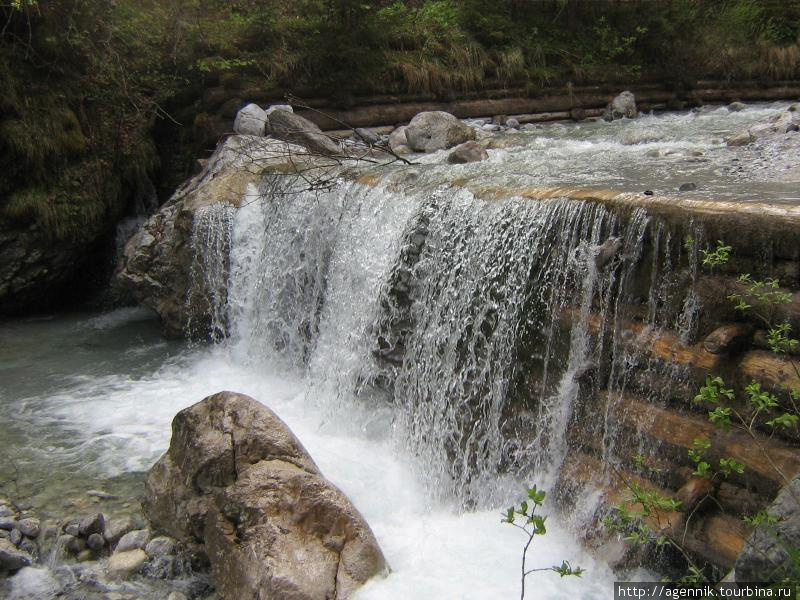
[766, 413, 799, 429]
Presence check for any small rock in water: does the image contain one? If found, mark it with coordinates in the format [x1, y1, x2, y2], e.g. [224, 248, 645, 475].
[18, 538, 38, 559]
[86, 489, 119, 500]
[727, 101, 747, 112]
[506, 117, 520, 129]
[77, 548, 94, 562]
[144, 554, 184, 579]
[64, 522, 81, 536]
[145, 536, 176, 558]
[481, 123, 500, 132]
[645, 149, 660, 158]
[678, 182, 698, 192]
[0, 505, 14, 518]
[63, 534, 86, 555]
[447, 140, 489, 164]
[107, 548, 147, 579]
[17, 517, 40, 538]
[0, 516, 16, 530]
[87, 532, 106, 551]
[354, 127, 380, 145]
[0, 538, 32, 570]
[643, 190, 654, 196]
[9, 527, 23, 546]
[103, 517, 135, 545]
[115, 528, 151, 553]
[167, 592, 189, 600]
[79, 513, 106, 536]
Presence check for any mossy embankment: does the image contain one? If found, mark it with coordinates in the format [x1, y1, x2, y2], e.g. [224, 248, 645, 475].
[2, 0, 800, 312]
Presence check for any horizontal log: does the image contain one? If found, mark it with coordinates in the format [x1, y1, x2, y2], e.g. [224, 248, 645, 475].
[558, 451, 749, 570]
[606, 392, 800, 491]
[703, 323, 753, 354]
[739, 350, 800, 391]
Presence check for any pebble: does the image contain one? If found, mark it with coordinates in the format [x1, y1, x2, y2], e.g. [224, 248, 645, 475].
[0, 516, 16, 530]
[107, 548, 147, 579]
[0, 538, 32, 570]
[77, 548, 94, 562]
[79, 513, 106, 536]
[86, 489, 119, 500]
[678, 182, 698, 192]
[63, 534, 86, 555]
[0, 505, 14, 518]
[9, 527, 23, 546]
[103, 516, 135, 545]
[144, 536, 176, 557]
[18, 538, 38, 558]
[87, 532, 106, 551]
[506, 118, 520, 129]
[115, 528, 151, 553]
[65, 522, 81, 536]
[18, 517, 40, 538]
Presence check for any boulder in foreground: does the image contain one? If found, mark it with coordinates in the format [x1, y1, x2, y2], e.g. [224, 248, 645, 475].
[144, 391, 388, 600]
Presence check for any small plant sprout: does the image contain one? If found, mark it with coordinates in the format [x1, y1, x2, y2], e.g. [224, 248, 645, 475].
[502, 485, 584, 600]
[700, 240, 731, 268]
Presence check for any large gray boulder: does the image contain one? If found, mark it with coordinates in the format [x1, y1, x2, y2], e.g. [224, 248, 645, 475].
[233, 103, 267, 136]
[404, 111, 476, 153]
[735, 473, 800, 582]
[726, 111, 799, 146]
[604, 91, 638, 121]
[144, 392, 388, 600]
[265, 109, 341, 155]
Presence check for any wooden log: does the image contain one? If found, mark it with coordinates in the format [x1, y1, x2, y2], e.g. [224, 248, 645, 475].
[739, 350, 800, 391]
[606, 392, 800, 492]
[558, 451, 749, 570]
[703, 323, 754, 354]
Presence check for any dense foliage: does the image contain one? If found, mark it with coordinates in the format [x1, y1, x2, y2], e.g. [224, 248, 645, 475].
[1, 0, 798, 241]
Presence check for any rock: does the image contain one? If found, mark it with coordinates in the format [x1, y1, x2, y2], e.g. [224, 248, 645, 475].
[144, 391, 388, 600]
[678, 182, 697, 192]
[79, 513, 106, 536]
[388, 125, 411, 154]
[115, 529, 152, 553]
[265, 109, 341, 155]
[0, 505, 14, 518]
[0, 538, 32, 571]
[726, 130, 753, 147]
[727, 102, 747, 112]
[735, 473, 800, 582]
[107, 548, 148, 580]
[506, 117, 520, 129]
[0, 516, 16, 530]
[264, 104, 293, 116]
[354, 127, 380, 146]
[17, 518, 40, 538]
[405, 111, 476, 152]
[233, 103, 267, 136]
[86, 489, 119, 500]
[63, 534, 86, 555]
[592, 237, 623, 270]
[9, 528, 22, 546]
[447, 141, 489, 164]
[492, 115, 508, 125]
[87, 532, 106, 551]
[103, 517, 135, 545]
[17, 538, 38, 559]
[645, 149, 660, 158]
[481, 123, 501, 132]
[675, 476, 715, 514]
[143, 554, 185, 579]
[115, 136, 309, 338]
[144, 536, 176, 557]
[77, 548, 94, 562]
[64, 522, 81, 537]
[569, 107, 586, 121]
[167, 592, 189, 600]
[605, 91, 637, 120]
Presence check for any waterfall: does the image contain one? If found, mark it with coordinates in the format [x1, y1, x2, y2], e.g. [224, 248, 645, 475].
[189, 174, 697, 512]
